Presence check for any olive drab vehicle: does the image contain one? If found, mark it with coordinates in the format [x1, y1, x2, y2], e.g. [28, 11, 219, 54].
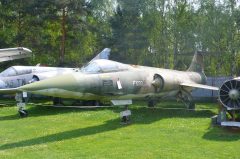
[3, 52, 219, 117]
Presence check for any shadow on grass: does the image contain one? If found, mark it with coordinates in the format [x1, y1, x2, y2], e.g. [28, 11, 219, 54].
[0, 100, 190, 121]
[0, 107, 217, 150]
[203, 126, 240, 141]
[0, 105, 111, 121]
[0, 100, 214, 121]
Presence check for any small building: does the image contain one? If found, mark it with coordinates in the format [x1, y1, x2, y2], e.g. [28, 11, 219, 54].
[192, 76, 232, 100]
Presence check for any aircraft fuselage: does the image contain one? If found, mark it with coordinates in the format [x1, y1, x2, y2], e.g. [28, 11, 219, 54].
[19, 65, 205, 102]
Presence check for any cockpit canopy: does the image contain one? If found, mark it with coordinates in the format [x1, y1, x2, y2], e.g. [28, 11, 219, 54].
[0, 66, 32, 77]
[81, 59, 130, 74]
[0, 67, 17, 76]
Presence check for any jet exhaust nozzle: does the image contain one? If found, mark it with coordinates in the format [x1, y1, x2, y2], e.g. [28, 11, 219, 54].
[219, 79, 240, 110]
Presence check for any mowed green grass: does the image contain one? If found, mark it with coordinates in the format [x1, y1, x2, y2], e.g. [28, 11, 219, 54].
[1, 100, 240, 159]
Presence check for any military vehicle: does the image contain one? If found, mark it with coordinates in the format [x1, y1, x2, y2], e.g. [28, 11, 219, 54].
[5, 52, 219, 117]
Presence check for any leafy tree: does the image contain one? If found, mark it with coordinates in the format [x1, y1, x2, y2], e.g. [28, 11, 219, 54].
[0, 0, 239, 76]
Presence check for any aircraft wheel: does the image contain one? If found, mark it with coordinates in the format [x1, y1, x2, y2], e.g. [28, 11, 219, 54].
[188, 101, 195, 110]
[82, 100, 97, 106]
[18, 110, 28, 118]
[53, 97, 62, 106]
[95, 101, 100, 106]
[61, 100, 75, 106]
[178, 90, 195, 110]
[148, 100, 155, 107]
[183, 98, 195, 110]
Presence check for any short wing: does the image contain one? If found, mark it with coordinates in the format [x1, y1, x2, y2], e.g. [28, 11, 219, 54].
[180, 83, 219, 91]
[0, 88, 21, 94]
[0, 47, 32, 62]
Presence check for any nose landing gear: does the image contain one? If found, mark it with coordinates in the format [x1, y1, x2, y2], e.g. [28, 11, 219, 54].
[18, 106, 28, 117]
[15, 92, 28, 117]
[120, 105, 131, 125]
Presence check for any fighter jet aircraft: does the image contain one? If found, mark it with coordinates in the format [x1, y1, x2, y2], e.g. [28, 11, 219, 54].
[5, 51, 218, 117]
[0, 48, 110, 89]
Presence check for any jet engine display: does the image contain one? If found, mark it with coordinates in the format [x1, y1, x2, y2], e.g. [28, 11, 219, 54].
[219, 78, 240, 110]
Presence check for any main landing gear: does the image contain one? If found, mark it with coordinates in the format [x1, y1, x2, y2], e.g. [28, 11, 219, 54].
[147, 99, 156, 108]
[120, 105, 131, 125]
[177, 90, 195, 110]
[15, 92, 28, 117]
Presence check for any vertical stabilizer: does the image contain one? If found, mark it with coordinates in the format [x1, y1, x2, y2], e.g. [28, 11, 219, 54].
[89, 48, 111, 63]
[187, 52, 204, 73]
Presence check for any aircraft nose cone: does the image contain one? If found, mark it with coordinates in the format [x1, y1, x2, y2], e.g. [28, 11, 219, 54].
[19, 73, 78, 92]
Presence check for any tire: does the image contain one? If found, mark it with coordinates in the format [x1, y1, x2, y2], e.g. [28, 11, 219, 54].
[19, 110, 28, 117]
[188, 101, 195, 110]
[53, 97, 62, 106]
[148, 100, 155, 107]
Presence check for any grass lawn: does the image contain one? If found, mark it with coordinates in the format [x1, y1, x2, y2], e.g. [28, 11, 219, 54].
[0, 100, 240, 159]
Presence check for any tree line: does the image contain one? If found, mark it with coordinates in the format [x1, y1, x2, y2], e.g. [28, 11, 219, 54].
[0, 0, 239, 76]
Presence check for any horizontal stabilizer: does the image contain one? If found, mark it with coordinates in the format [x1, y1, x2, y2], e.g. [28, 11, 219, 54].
[180, 83, 219, 91]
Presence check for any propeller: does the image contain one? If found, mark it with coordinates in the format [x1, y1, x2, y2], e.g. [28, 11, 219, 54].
[219, 79, 240, 109]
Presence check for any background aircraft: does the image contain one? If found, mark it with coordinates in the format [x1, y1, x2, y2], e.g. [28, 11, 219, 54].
[8, 52, 219, 117]
[0, 65, 75, 89]
[0, 47, 34, 88]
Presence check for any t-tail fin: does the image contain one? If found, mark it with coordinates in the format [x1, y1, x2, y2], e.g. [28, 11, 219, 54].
[187, 51, 204, 73]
